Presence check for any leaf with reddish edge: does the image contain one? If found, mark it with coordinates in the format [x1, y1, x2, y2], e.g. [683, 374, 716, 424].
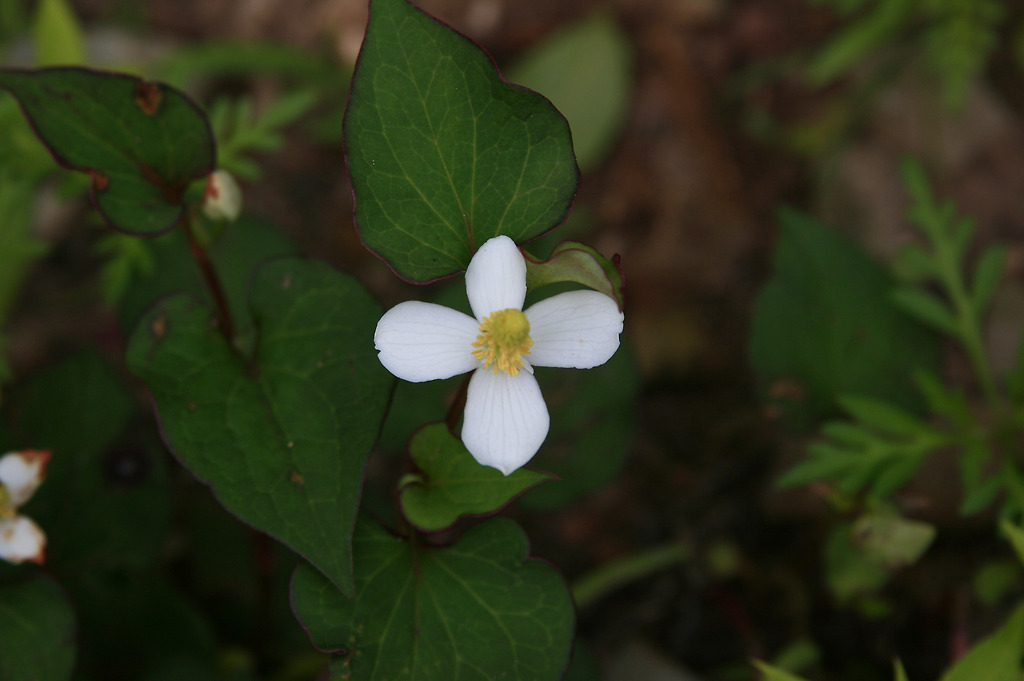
[290, 516, 575, 681]
[0, 67, 214, 235]
[399, 422, 553, 532]
[524, 240, 624, 310]
[126, 258, 393, 596]
[345, 0, 579, 283]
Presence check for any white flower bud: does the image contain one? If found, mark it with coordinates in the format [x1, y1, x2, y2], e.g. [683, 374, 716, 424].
[202, 169, 243, 222]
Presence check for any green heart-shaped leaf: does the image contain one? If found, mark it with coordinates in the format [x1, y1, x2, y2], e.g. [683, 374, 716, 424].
[0, 577, 76, 681]
[291, 516, 575, 681]
[399, 423, 552, 531]
[345, 0, 578, 282]
[0, 67, 214, 235]
[126, 258, 393, 595]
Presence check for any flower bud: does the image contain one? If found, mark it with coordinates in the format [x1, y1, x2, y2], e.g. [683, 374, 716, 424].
[202, 169, 243, 222]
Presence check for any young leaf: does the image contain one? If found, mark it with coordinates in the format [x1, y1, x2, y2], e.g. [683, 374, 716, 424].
[890, 288, 959, 336]
[523, 241, 624, 310]
[291, 516, 575, 681]
[939, 602, 1024, 681]
[894, 658, 909, 681]
[399, 423, 553, 532]
[127, 258, 393, 595]
[0, 577, 76, 681]
[0, 67, 215, 235]
[345, 0, 578, 282]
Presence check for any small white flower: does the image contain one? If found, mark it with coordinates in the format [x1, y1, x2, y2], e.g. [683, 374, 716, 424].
[375, 236, 624, 475]
[0, 450, 50, 565]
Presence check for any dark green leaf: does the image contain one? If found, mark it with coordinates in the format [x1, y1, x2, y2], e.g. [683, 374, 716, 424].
[0, 67, 214, 234]
[291, 516, 575, 681]
[399, 423, 552, 532]
[0, 577, 75, 681]
[126, 258, 393, 595]
[749, 207, 941, 429]
[116, 215, 300, 334]
[345, 0, 578, 282]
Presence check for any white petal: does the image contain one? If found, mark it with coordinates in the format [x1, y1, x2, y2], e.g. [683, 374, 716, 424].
[462, 368, 549, 475]
[374, 301, 479, 382]
[0, 515, 46, 564]
[465, 235, 527, 320]
[0, 450, 50, 507]
[525, 290, 624, 368]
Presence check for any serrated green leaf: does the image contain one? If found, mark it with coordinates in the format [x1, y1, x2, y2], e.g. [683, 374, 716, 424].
[32, 0, 85, 66]
[507, 10, 631, 170]
[524, 241, 624, 310]
[0, 67, 214, 234]
[291, 516, 575, 681]
[939, 602, 1024, 681]
[345, 0, 578, 282]
[805, 0, 914, 85]
[894, 243, 937, 282]
[890, 288, 959, 336]
[0, 577, 76, 681]
[838, 395, 928, 436]
[126, 258, 393, 595]
[399, 423, 552, 532]
[971, 245, 1007, 315]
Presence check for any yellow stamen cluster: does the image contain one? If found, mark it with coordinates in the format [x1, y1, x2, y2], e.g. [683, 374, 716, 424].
[0, 484, 11, 519]
[472, 308, 534, 376]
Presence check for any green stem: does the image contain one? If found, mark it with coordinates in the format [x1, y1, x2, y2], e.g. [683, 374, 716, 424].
[571, 541, 690, 609]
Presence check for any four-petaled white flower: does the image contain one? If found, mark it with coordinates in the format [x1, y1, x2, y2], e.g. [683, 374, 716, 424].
[0, 449, 49, 565]
[374, 235, 624, 475]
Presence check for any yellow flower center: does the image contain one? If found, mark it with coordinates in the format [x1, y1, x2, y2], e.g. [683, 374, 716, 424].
[0, 484, 11, 519]
[472, 308, 533, 376]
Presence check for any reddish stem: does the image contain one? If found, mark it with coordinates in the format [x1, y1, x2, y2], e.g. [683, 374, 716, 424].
[183, 215, 235, 341]
[445, 373, 471, 433]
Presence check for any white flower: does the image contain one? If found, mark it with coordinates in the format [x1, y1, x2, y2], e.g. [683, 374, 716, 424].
[374, 235, 624, 475]
[0, 450, 49, 565]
